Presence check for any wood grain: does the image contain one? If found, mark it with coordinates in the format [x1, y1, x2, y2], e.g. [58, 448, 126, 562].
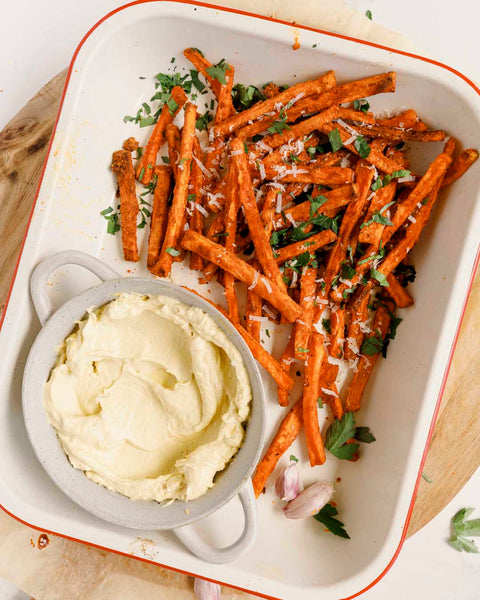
[0, 71, 478, 539]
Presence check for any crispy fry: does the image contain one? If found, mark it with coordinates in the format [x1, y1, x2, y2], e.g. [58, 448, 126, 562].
[267, 165, 354, 186]
[344, 286, 371, 361]
[329, 307, 345, 358]
[261, 186, 279, 237]
[123, 137, 139, 152]
[215, 64, 235, 122]
[443, 148, 479, 186]
[353, 123, 446, 143]
[153, 102, 197, 276]
[294, 268, 317, 360]
[345, 304, 391, 412]
[246, 271, 263, 342]
[252, 399, 303, 497]
[386, 273, 414, 308]
[111, 149, 139, 262]
[136, 86, 188, 184]
[230, 137, 287, 291]
[212, 71, 336, 138]
[358, 181, 397, 245]
[166, 123, 181, 180]
[278, 335, 295, 407]
[188, 139, 206, 271]
[183, 48, 221, 97]
[318, 361, 343, 420]
[181, 230, 302, 322]
[377, 109, 420, 129]
[147, 165, 172, 268]
[223, 167, 240, 321]
[303, 332, 326, 466]
[324, 161, 375, 292]
[275, 230, 336, 264]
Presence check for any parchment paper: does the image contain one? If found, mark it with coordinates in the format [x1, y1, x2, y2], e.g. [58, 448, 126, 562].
[0, 1, 419, 597]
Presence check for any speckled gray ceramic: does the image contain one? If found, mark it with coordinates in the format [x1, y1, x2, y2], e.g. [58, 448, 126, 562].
[22, 251, 265, 563]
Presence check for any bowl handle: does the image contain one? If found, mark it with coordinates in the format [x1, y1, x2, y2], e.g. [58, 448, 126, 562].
[30, 250, 120, 325]
[173, 479, 257, 564]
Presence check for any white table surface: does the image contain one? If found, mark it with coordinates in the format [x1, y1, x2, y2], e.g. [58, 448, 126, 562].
[0, 0, 479, 598]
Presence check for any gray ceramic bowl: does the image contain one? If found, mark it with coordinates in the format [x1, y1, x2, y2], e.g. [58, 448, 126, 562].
[22, 251, 265, 563]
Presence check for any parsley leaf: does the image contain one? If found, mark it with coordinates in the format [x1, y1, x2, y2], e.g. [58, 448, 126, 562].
[342, 263, 356, 280]
[382, 314, 402, 358]
[422, 472, 433, 484]
[361, 329, 383, 355]
[267, 109, 290, 135]
[354, 427, 376, 444]
[328, 128, 343, 152]
[370, 268, 389, 287]
[314, 503, 350, 539]
[206, 59, 229, 84]
[308, 194, 329, 218]
[290, 454, 299, 463]
[101, 206, 120, 235]
[139, 116, 156, 128]
[322, 318, 331, 334]
[365, 9, 373, 20]
[325, 412, 358, 460]
[394, 263, 417, 286]
[232, 83, 264, 111]
[196, 111, 213, 131]
[449, 507, 480, 553]
[354, 135, 371, 158]
[166, 247, 180, 257]
[353, 99, 370, 114]
[190, 69, 205, 92]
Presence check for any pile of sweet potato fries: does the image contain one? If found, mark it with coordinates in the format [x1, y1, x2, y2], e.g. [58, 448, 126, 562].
[111, 48, 478, 498]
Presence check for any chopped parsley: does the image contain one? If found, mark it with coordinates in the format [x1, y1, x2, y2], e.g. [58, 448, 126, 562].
[365, 10, 373, 20]
[354, 135, 371, 158]
[361, 329, 384, 355]
[382, 313, 402, 358]
[353, 98, 370, 114]
[322, 318, 331, 334]
[289, 454, 299, 463]
[166, 247, 180, 256]
[449, 508, 480, 553]
[341, 262, 356, 280]
[353, 427, 376, 444]
[394, 263, 417, 286]
[361, 201, 395, 229]
[314, 503, 350, 539]
[232, 83, 264, 111]
[328, 128, 343, 152]
[100, 206, 120, 235]
[422, 472, 433, 484]
[196, 111, 213, 131]
[317, 398, 324, 408]
[206, 59, 229, 84]
[370, 268, 389, 287]
[371, 169, 411, 191]
[267, 109, 290, 135]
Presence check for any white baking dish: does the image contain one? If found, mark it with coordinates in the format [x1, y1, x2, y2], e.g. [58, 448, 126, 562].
[1, 2, 479, 598]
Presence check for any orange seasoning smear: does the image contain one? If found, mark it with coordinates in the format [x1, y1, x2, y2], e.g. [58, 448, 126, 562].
[292, 27, 301, 50]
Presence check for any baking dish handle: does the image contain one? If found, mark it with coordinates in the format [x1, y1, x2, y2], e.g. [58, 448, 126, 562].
[30, 250, 120, 325]
[173, 479, 257, 564]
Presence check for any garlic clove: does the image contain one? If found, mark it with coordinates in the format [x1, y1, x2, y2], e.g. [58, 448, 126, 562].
[194, 578, 221, 600]
[283, 481, 334, 519]
[275, 461, 303, 501]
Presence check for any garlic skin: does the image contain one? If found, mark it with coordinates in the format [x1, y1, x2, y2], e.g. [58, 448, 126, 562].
[194, 578, 221, 600]
[275, 461, 303, 501]
[283, 481, 334, 519]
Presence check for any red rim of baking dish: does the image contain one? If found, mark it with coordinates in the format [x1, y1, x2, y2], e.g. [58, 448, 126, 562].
[1, 1, 479, 598]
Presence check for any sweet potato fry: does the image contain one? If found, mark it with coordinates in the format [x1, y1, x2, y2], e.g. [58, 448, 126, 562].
[358, 181, 397, 245]
[166, 123, 181, 180]
[153, 102, 197, 276]
[294, 268, 317, 360]
[443, 148, 479, 186]
[353, 123, 446, 143]
[318, 361, 343, 420]
[268, 166, 354, 186]
[272, 185, 354, 230]
[386, 273, 414, 308]
[215, 64, 235, 122]
[377, 109, 419, 129]
[188, 139, 206, 271]
[223, 167, 240, 321]
[278, 335, 296, 407]
[181, 230, 302, 322]
[345, 304, 391, 412]
[230, 137, 287, 291]
[136, 86, 187, 184]
[183, 48, 221, 97]
[212, 71, 336, 138]
[344, 286, 371, 361]
[147, 165, 172, 268]
[252, 399, 303, 497]
[329, 308, 345, 358]
[303, 332, 326, 466]
[261, 186, 279, 237]
[246, 274, 263, 342]
[275, 230, 336, 264]
[324, 161, 375, 292]
[111, 149, 139, 262]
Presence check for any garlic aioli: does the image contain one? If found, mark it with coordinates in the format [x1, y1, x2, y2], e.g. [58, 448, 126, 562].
[43, 292, 251, 502]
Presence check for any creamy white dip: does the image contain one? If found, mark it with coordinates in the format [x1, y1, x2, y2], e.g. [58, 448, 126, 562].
[43, 292, 252, 502]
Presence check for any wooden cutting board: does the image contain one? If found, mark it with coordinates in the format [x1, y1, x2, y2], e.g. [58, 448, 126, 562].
[1, 71, 479, 540]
